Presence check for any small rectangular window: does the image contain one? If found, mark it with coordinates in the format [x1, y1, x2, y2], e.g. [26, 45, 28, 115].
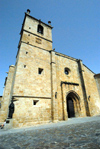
[33, 100, 39, 105]
[38, 68, 43, 74]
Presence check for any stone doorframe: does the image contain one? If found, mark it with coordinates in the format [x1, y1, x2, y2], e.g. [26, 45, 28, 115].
[61, 82, 80, 120]
[66, 90, 81, 118]
[62, 90, 81, 120]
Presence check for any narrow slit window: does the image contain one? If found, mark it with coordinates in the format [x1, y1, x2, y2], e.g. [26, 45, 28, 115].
[38, 68, 43, 74]
[4, 77, 7, 86]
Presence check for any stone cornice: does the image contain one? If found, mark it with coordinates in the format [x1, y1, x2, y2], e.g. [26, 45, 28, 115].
[25, 13, 53, 29]
[12, 96, 51, 100]
[55, 52, 77, 61]
[61, 81, 79, 86]
[23, 29, 53, 43]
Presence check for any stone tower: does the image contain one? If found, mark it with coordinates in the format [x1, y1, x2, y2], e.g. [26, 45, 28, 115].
[13, 9, 58, 127]
[0, 9, 59, 127]
[14, 9, 53, 97]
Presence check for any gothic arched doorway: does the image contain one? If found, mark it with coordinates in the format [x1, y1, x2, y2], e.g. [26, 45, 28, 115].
[66, 91, 81, 118]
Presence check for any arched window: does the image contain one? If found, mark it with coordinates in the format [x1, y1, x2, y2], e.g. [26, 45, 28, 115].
[37, 24, 43, 34]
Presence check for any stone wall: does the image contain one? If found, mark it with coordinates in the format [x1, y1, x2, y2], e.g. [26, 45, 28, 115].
[13, 97, 51, 128]
[13, 44, 51, 97]
[55, 53, 86, 120]
[0, 65, 15, 122]
[22, 31, 52, 51]
[83, 66, 100, 116]
[94, 74, 100, 97]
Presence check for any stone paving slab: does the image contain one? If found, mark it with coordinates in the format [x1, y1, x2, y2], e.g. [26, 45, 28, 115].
[0, 116, 100, 149]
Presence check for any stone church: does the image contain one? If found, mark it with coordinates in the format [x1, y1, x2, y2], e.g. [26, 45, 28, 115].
[0, 9, 100, 128]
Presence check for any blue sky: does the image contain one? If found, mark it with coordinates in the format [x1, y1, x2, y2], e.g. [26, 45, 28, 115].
[0, 0, 100, 95]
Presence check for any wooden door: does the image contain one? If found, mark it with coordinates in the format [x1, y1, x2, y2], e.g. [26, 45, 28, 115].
[67, 97, 75, 118]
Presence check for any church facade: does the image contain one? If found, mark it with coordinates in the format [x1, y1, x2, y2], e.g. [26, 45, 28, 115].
[0, 9, 100, 128]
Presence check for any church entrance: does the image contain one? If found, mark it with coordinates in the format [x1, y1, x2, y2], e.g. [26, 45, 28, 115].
[66, 91, 81, 118]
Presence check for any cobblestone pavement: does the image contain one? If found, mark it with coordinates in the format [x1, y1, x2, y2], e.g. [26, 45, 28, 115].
[0, 116, 100, 149]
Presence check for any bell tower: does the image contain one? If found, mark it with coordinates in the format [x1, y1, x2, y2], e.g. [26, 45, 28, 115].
[13, 9, 53, 97]
[18, 9, 53, 53]
[1, 10, 55, 127]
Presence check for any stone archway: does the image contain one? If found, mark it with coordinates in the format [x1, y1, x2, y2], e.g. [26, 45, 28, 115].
[66, 91, 81, 118]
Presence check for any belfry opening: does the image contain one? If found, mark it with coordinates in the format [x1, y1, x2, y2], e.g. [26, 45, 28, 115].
[66, 91, 81, 118]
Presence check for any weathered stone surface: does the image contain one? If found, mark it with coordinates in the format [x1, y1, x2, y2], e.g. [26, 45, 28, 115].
[0, 10, 100, 128]
[0, 66, 15, 122]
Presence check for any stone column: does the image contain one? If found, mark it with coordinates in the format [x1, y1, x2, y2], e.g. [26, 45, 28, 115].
[50, 51, 58, 122]
[61, 84, 68, 120]
[94, 74, 100, 98]
[0, 65, 15, 122]
[77, 60, 90, 116]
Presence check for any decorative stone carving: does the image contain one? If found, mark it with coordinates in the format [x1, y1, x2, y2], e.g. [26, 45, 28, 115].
[36, 38, 42, 44]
